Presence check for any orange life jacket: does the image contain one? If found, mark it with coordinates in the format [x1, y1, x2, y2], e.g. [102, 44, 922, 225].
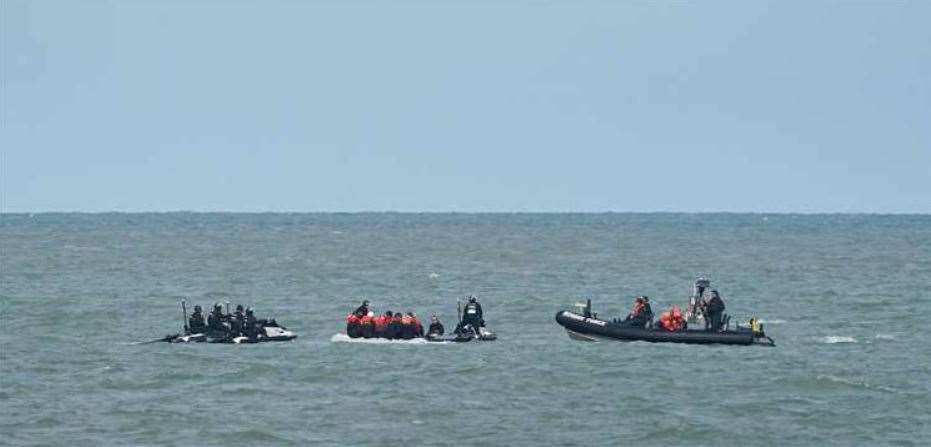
[401, 315, 412, 325]
[360, 315, 373, 325]
[374, 316, 388, 330]
[630, 302, 644, 317]
[346, 314, 360, 325]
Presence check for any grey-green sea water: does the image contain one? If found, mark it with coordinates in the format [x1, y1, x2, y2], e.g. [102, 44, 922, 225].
[1, 213, 929, 446]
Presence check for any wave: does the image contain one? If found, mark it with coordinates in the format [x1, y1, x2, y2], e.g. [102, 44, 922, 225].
[330, 333, 448, 344]
[874, 334, 895, 340]
[820, 336, 857, 344]
[759, 319, 786, 324]
[817, 374, 899, 393]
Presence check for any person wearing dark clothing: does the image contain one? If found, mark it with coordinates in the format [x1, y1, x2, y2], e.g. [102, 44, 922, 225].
[242, 307, 259, 338]
[207, 303, 229, 336]
[187, 305, 207, 334]
[462, 296, 485, 329]
[704, 290, 726, 331]
[353, 300, 370, 317]
[230, 305, 245, 337]
[427, 315, 444, 336]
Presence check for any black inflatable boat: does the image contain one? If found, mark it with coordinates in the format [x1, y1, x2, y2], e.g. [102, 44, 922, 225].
[555, 309, 774, 346]
[425, 325, 497, 343]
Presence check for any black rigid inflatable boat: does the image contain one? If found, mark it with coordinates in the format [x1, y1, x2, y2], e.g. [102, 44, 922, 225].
[555, 310, 774, 346]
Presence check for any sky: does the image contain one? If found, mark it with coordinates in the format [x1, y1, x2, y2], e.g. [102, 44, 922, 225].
[2, 0, 929, 213]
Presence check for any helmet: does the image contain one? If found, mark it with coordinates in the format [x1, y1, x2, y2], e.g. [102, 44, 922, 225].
[194, 305, 202, 312]
[711, 290, 720, 297]
[642, 296, 649, 303]
[469, 296, 477, 303]
[362, 300, 369, 306]
[236, 304, 244, 312]
[246, 307, 254, 314]
[214, 303, 222, 310]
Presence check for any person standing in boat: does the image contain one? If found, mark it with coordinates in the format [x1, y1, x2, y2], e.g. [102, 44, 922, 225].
[462, 296, 484, 329]
[704, 290, 726, 331]
[242, 307, 259, 339]
[187, 305, 207, 334]
[229, 304, 246, 337]
[207, 303, 229, 336]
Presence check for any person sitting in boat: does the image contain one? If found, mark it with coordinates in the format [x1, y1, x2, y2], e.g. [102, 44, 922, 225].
[427, 314, 444, 337]
[658, 305, 686, 332]
[207, 303, 229, 335]
[187, 305, 207, 334]
[462, 296, 485, 329]
[620, 296, 653, 328]
[360, 312, 375, 338]
[399, 312, 415, 339]
[408, 312, 424, 338]
[346, 313, 362, 338]
[353, 300, 370, 317]
[374, 311, 391, 338]
[704, 290, 726, 331]
[386, 312, 403, 339]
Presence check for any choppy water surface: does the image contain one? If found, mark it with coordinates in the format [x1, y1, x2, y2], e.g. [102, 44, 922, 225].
[1, 213, 929, 446]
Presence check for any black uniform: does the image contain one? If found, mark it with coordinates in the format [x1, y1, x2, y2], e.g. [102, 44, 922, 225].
[428, 321, 444, 336]
[207, 306, 229, 335]
[188, 309, 207, 334]
[353, 302, 370, 317]
[705, 293, 726, 331]
[462, 300, 484, 329]
[242, 310, 259, 338]
[230, 308, 245, 337]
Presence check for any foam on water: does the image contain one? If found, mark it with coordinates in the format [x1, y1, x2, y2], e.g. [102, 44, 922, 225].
[759, 319, 786, 324]
[330, 333, 448, 344]
[820, 336, 857, 344]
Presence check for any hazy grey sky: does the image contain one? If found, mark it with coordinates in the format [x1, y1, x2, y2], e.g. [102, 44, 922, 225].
[2, 1, 929, 212]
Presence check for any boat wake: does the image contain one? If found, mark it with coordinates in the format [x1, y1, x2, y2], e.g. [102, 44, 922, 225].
[330, 333, 449, 344]
[820, 336, 857, 344]
[759, 319, 786, 324]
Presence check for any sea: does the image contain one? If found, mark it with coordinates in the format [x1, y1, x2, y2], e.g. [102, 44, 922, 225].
[1, 213, 929, 446]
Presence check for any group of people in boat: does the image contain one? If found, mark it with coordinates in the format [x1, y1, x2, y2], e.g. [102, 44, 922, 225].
[345, 296, 487, 340]
[346, 300, 440, 340]
[186, 303, 280, 340]
[616, 284, 728, 332]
